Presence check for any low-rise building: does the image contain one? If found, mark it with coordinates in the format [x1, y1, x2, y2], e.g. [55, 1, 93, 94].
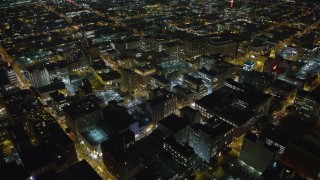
[195, 80, 271, 136]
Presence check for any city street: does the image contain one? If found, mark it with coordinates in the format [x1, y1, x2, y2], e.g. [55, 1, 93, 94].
[45, 107, 116, 180]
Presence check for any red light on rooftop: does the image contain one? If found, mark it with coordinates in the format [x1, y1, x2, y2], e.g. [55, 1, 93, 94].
[273, 65, 277, 70]
[230, 0, 234, 8]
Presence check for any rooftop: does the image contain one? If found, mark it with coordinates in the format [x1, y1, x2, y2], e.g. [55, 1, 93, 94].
[151, 74, 170, 86]
[297, 86, 320, 102]
[44, 61, 67, 71]
[196, 84, 270, 126]
[191, 121, 233, 139]
[184, 74, 203, 85]
[158, 114, 189, 133]
[180, 106, 198, 114]
[57, 160, 102, 180]
[49, 91, 65, 102]
[0, 69, 10, 86]
[163, 136, 194, 158]
[98, 71, 121, 82]
[99, 103, 137, 134]
[91, 59, 108, 71]
[80, 125, 108, 146]
[173, 85, 193, 95]
[162, 41, 183, 48]
[2, 89, 41, 118]
[281, 143, 320, 179]
[244, 132, 279, 152]
[135, 65, 156, 74]
[63, 98, 101, 120]
[146, 93, 176, 107]
[271, 79, 297, 92]
[0, 162, 30, 180]
[36, 81, 65, 93]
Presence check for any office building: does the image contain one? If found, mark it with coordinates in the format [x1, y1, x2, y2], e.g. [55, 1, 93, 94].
[35, 81, 66, 100]
[0, 69, 15, 92]
[184, 36, 207, 58]
[162, 41, 185, 63]
[1, 89, 42, 124]
[189, 120, 233, 162]
[101, 130, 142, 180]
[163, 136, 196, 167]
[158, 114, 190, 145]
[150, 74, 170, 89]
[134, 65, 156, 89]
[239, 132, 279, 172]
[49, 91, 69, 113]
[100, 100, 139, 135]
[206, 37, 237, 57]
[198, 61, 239, 91]
[146, 92, 177, 122]
[294, 88, 320, 127]
[280, 137, 320, 179]
[96, 70, 121, 86]
[44, 61, 69, 81]
[268, 79, 297, 98]
[172, 85, 194, 107]
[180, 106, 201, 124]
[183, 74, 207, 100]
[195, 80, 271, 136]
[64, 99, 102, 135]
[26, 65, 50, 88]
[121, 68, 137, 93]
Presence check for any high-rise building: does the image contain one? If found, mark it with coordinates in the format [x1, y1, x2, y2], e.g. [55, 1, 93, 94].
[121, 68, 137, 93]
[5, 65, 17, 85]
[101, 130, 142, 180]
[239, 132, 279, 172]
[150, 74, 170, 89]
[189, 120, 233, 162]
[134, 65, 156, 89]
[180, 106, 201, 124]
[146, 92, 177, 122]
[206, 37, 237, 57]
[162, 41, 185, 64]
[0, 68, 15, 92]
[173, 85, 194, 107]
[63, 99, 102, 135]
[184, 36, 207, 58]
[198, 61, 239, 91]
[101, 100, 139, 135]
[49, 91, 69, 113]
[163, 136, 196, 167]
[158, 114, 190, 145]
[26, 66, 50, 88]
[44, 61, 69, 81]
[183, 74, 207, 100]
[199, 54, 225, 70]
[294, 88, 320, 127]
